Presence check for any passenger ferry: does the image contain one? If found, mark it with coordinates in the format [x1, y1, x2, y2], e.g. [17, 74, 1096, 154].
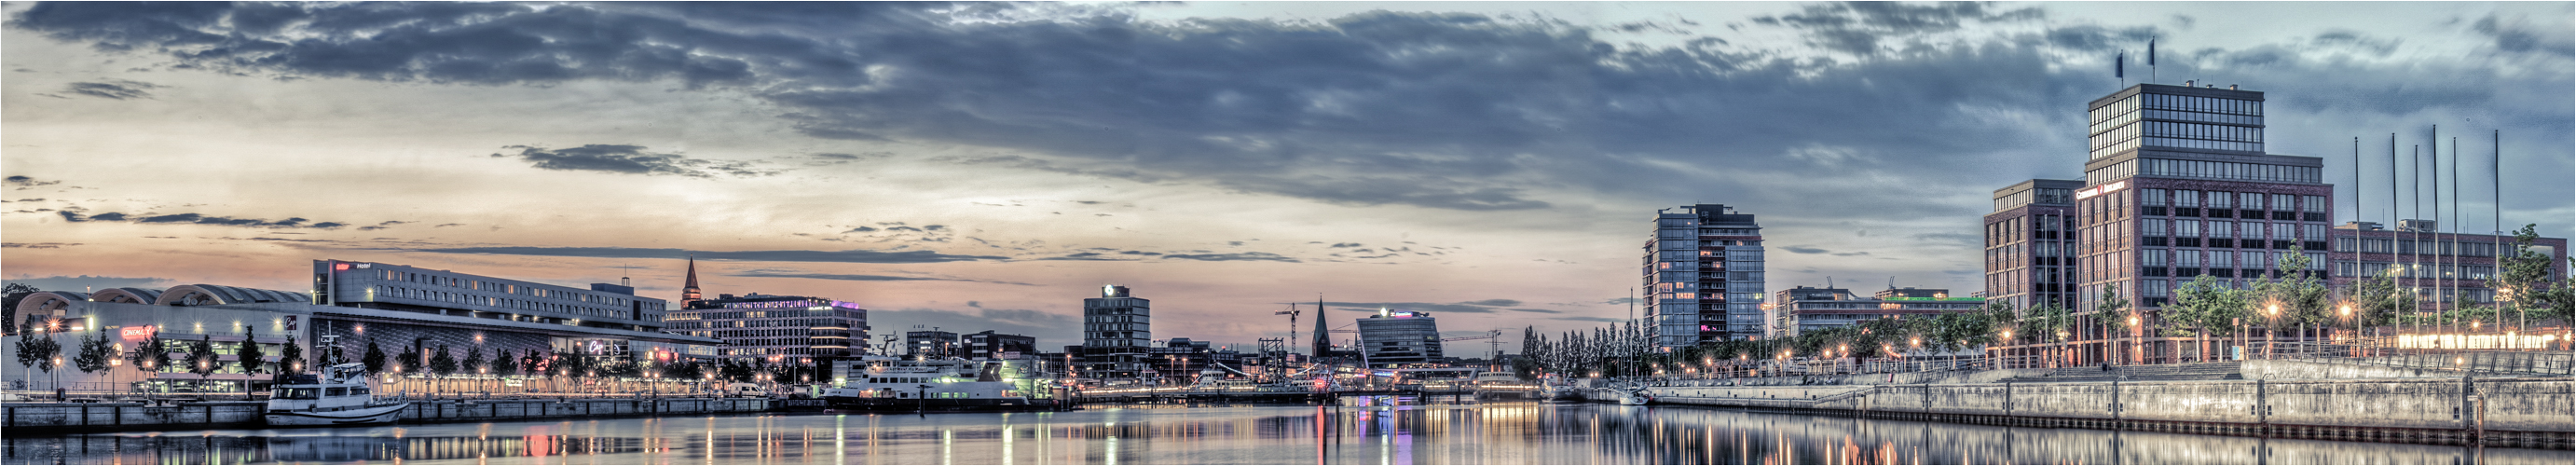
[819, 358, 1064, 412]
[265, 363, 411, 425]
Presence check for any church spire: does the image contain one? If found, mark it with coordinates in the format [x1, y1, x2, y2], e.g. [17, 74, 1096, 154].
[681, 254, 703, 308]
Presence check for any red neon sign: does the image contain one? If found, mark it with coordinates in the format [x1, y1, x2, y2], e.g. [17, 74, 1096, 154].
[120, 325, 155, 339]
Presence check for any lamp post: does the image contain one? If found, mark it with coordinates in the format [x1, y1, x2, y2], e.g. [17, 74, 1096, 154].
[2265, 303, 2281, 360]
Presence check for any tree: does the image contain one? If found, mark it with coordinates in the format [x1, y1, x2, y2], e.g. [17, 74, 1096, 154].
[361, 339, 388, 375]
[236, 326, 267, 378]
[74, 326, 117, 375]
[278, 336, 305, 375]
[2493, 225, 2572, 335]
[15, 327, 63, 391]
[126, 332, 171, 388]
[185, 336, 220, 377]
[2096, 283, 2132, 364]
[2168, 275, 2252, 362]
[490, 349, 518, 378]
[2250, 248, 2331, 357]
[0, 282, 37, 336]
[2021, 303, 2074, 367]
[462, 346, 486, 376]
[428, 344, 459, 376]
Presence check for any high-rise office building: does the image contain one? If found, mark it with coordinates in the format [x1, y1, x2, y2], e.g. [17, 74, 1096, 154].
[1079, 285, 1150, 379]
[905, 329, 961, 359]
[1354, 308, 1443, 367]
[1990, 82, 2335, 365]
[1986, 179, 2082, 311]
[1644, 204, 1765, 347]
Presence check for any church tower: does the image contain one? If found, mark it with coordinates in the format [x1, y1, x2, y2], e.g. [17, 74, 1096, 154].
[680, 254, 703, 308]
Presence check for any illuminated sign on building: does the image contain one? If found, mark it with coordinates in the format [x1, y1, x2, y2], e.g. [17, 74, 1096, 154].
[2075, 180, 2128, 200]
[120, 325, 155, 339]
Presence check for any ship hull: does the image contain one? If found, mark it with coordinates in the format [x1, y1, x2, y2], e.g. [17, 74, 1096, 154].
[264, 402, 409, 426]
[824, 396, 1061, 412]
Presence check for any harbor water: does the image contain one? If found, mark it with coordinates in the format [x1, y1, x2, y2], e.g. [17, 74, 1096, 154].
[4, 400, 2561, 464]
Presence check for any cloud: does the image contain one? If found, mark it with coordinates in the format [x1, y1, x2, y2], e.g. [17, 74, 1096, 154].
[9, 2, 2569, 235]
[1751, 1, 2046, 55]
[56, 209, 352, 229]
[493, 144, 776, 178]
[4, 176, 61, 187]
[1782, 246, 1830, 254]
[357, 221, 410, 231]
[400, 246, 1007, 264]
[727, 270, 1035, 285]
[1319, 298, 1561, 315]
[58, 78, 164, 99]
[3, 275, 175, 291]
[1159, 252, 1298, 262]
[0, 242, 82, 249]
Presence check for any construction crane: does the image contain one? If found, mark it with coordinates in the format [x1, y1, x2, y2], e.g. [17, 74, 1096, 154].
[1274, 305, 1302, 356]
[1441, 329, 1507, 369]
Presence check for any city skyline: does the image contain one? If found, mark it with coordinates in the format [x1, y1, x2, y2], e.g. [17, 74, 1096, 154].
[6, 2, 2571, 350]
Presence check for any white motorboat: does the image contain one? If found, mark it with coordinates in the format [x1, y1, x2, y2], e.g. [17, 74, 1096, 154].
[265, 363, 410, 426]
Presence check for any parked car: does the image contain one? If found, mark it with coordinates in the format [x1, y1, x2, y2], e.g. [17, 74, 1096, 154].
[726, 383, 768, 398]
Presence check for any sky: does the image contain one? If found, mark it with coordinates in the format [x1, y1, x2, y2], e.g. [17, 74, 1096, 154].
[4, 1, 2570, 352]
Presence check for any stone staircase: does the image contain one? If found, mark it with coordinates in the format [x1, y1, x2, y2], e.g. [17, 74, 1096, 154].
[1997, 362, 2244, 383]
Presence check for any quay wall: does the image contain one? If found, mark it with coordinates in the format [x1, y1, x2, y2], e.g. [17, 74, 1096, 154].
[1642, 377, 2571, 447]
[1, 398, 771, 433]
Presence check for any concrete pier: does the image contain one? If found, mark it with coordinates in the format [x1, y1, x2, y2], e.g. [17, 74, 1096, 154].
[1637, 376, 2571, 449]
[2, 398, 773, 433]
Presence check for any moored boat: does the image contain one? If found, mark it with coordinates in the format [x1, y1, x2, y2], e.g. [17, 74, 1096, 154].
[265, 363, 410, 426]
[819, 358, 1063, 412]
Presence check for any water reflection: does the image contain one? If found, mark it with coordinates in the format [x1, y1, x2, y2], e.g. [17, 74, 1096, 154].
[4, 403, 2558, 464]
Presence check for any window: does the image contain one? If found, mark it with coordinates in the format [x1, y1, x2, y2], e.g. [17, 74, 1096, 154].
[2207, 191, 2232, 209]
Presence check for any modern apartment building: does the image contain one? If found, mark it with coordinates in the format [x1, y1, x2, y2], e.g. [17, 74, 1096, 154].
[1644, 204, 1766, 347]
[1770, 286, 1986, 336]
[1078, 285, 1151, 379]
[1985, 179, 2082, 311]
[1354, 308, 1444, 367]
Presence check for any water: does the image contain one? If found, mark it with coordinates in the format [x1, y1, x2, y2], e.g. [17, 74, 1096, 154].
[5, 402, 2560, 464]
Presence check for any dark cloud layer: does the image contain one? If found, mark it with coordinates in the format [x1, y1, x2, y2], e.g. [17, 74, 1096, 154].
[403, 246, 1006, 264]
[57, 209, 350, 229]
[494, 144, 775, 178]
[727, 270, 1034, 285]
[2, 274, 174, 291]
[56, 78, 163, 99]
[9, 2, 2569, 229]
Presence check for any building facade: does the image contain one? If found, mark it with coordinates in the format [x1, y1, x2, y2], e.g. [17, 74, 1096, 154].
[903, 329, 961, 359]
[2328, 221, 2568, 312]
[667, 293, 868, 359]
[963, 330, 1037, 360]
[1079, 285, 1150, 379]
[1354, 308, 1443, 367]
[1985, 179, 2082, 312]
[5, 259, 722, 393]
[1987, 82, 2336, 365]
[1771, 286, 1987, 336]
[1645, 204, 1766, 347]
